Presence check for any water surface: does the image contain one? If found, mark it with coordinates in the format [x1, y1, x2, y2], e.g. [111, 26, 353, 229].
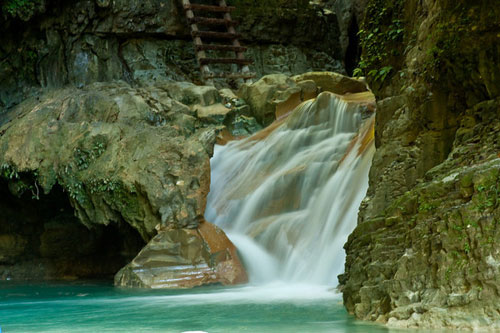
[1, 282, 398, 333]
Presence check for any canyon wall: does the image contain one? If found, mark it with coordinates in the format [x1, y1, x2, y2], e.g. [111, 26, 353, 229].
[340, 0, 500, 329]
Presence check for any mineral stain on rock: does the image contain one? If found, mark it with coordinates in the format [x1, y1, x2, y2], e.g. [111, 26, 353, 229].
[115, 220, 248, 288]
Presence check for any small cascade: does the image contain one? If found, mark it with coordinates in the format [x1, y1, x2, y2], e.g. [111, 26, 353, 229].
[205, 92, 375, 285]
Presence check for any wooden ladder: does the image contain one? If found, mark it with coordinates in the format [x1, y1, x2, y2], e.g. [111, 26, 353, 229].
[182, 0, 255, 85]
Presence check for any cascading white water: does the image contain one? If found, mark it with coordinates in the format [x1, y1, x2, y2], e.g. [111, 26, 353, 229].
[205, 91, 375, 286]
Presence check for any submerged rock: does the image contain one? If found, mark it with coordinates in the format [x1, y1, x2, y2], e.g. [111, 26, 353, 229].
[114, 220, 248, 288]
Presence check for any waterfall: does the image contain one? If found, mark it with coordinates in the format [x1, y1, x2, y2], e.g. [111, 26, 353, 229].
[205, 92, 375, 286]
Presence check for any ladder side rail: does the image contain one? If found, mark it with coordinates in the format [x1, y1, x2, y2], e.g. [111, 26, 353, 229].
[182, 0, 213, 85]
[219, 0, 253, 84]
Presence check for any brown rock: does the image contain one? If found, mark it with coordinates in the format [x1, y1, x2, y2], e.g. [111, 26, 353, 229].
[114, 220, 248, 288]
[292, 72, 367, 95]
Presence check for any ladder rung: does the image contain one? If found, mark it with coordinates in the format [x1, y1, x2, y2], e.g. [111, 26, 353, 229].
[188, 17, 239, 26]
[199, 58, 253, 65]
[195, 44, 247, 52]
[192, 31, 241, 40]
[203, 72, 256, 79]
[183, 4, 236, 12]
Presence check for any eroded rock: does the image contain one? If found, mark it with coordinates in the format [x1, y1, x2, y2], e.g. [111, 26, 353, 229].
[292, 72, 367, 95]
[341, 0, 500, 329]
[114, 220, 248, 288]
[0, 81, 217, 240]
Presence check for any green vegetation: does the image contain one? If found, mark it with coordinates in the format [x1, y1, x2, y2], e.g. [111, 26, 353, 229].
[0, 164, 41, 200]
[422, 10, 475, 84]
[418, 202, 437, 212]
[0, 163, 19, 180]
[89, 178, 120, 194]
[353, 0, 405, 84]
[74, 138, 107, 171]
[1, 0, 40, 18]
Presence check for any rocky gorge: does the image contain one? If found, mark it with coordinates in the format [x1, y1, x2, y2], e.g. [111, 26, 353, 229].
[1, 0, 500, 331]
[339, 0, 500, 330]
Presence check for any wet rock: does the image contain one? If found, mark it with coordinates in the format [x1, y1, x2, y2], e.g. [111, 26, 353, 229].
[0, 1, 346, 109]
[114, 220, 248, 288]
[239, 72, 363, 126]
[226, 115, 263, 138]
[93, 0, 185, 35]
[195, 103, 233, 123]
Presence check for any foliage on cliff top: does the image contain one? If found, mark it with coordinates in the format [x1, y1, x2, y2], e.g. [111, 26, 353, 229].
[1, 0, 43, 20]
[353, 0, 405, 85]
[356, 0, 500, 102]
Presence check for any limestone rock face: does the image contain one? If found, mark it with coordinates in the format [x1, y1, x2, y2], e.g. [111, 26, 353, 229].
[114, 221, 248, 288]
[245, 44, 343, 78]
[0, 0, 345, 110]
[341, 0, 500, 330]
[0, 81, 217, 240]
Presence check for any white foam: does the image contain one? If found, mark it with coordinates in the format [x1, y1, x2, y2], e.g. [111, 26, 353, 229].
[205, 93, 375, 286]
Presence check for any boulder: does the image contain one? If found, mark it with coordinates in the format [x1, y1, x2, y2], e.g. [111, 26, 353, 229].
[292, 72, 368, 95]
[237, 74, 301, 126]
[114, 220, 248, 288]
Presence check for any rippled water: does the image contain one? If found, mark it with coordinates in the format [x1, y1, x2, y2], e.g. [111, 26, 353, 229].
[0, 282, 402, 333]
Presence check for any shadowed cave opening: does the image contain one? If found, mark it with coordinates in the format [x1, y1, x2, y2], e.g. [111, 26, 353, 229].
[345, 16, 361, 76]
[0, 177, 145, 281]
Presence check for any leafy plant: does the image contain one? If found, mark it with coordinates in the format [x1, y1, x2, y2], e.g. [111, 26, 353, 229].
[352, 0, 405, 84]
[73, 138, 107, 171]
[89, 178, 120, 194]
[0, 163, 19, 180]
[2, 0, 40, 17]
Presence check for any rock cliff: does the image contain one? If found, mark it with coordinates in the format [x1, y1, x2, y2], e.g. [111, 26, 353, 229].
[340, 0, 500, 329]
[0, 0, 345, 110]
